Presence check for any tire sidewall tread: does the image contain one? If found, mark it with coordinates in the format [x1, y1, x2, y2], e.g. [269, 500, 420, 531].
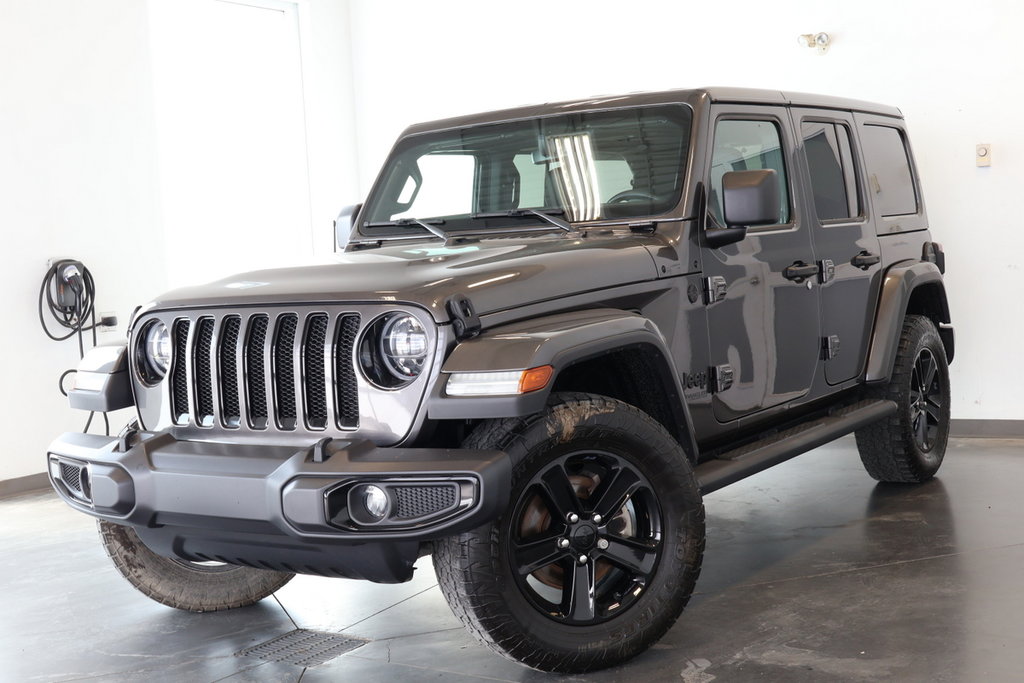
[855, 315, 950, 483]
[98, 520, 294, 613]
[433, 392, 705, 673]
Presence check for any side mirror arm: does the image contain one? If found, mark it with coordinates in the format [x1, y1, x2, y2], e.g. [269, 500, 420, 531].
[705, 224, 747, 248]
[697, 182, 748, 249]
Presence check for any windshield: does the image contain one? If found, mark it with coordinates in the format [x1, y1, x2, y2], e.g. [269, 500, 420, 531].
[361, 104, 692, 236]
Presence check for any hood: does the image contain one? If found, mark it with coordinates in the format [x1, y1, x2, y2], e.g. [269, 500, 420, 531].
[144, 234, 658, 322]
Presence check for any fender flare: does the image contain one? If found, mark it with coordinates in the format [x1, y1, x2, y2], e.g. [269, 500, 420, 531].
[864, 260, 952, 382]
[426, 308, 699, 460]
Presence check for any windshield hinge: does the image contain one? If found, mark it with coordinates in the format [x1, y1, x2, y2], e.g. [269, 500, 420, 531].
[446, 294, 482, 341]
[629, 222, 657, 234]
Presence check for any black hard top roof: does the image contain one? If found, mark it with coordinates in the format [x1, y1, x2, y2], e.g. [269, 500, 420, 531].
[402, 87, 902, 136]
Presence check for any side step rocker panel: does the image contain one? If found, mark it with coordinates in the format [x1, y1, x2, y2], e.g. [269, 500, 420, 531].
[695, 399, 897, 495]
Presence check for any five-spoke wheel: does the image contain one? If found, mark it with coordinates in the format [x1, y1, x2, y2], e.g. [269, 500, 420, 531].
[434, 393, 705, 673]
[910, 348, 943, 452]
[508, 452, 662, 625]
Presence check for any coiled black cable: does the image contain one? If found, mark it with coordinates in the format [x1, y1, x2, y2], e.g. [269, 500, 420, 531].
[39, 260, 109, 435]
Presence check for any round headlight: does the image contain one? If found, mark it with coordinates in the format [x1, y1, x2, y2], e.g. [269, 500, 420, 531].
[380, 314, 429, 380]
[137, 320, 171, 384]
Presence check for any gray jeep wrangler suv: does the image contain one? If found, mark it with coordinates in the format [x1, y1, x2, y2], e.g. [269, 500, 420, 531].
[48, 87, 953, 673]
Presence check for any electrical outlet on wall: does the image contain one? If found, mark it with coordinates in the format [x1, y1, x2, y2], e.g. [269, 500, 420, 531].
[976, 144, 991, 167]
[98, 311, 118, 333]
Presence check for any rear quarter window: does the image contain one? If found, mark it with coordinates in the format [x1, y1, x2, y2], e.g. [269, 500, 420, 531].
[860, 125, 918, 217]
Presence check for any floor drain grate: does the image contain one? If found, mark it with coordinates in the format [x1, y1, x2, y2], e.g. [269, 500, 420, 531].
[236, 628, 367, 667]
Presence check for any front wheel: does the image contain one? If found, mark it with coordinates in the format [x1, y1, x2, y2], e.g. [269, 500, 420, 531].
[98, 520, 294, 612]
[433, 393, 705, 673]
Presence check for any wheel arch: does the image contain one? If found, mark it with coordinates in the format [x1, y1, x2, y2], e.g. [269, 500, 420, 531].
[864, 261, 954, 382]
[427, 309, 699, 461]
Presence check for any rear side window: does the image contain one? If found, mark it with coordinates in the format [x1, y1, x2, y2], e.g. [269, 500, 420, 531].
[709, 119, 790, 226]
[860, 125, 917, 217]
[802, 121, 859, 220]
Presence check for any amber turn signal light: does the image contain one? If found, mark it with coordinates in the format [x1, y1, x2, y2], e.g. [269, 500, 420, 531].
[519, 365, 553, 393]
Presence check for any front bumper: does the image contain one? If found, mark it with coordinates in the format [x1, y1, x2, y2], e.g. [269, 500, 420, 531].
[47, 430, 509, 583]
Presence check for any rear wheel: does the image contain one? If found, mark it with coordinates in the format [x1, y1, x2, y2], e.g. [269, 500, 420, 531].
[856, 315, 950, 483]
[433, 393, 705, 673]
[98, 520, 294, 612]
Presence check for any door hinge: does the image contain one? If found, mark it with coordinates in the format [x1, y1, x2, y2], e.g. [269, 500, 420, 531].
[821, 335, 841, 360]
[710, 364, 734, 393]
[703, 276, 727, 305]
[818, 259, 835, 284]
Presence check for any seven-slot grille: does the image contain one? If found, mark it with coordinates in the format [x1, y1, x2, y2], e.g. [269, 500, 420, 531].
[169, 312, 361, 431]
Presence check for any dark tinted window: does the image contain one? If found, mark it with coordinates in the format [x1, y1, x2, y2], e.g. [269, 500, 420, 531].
[362, 105, 692, 233]
[709, 119, 790, 226]
[802, 121, 859, 220]
[860, 125, 917, 216]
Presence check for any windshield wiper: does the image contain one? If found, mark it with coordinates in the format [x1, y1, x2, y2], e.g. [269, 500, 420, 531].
[470, 208, 579, 236]
[364, 218, 452, 244]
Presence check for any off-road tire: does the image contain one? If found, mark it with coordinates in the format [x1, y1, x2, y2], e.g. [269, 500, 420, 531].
[433, 392, 705, 673]
[855, 315, 950, 482]
[98, 520, 294, 612]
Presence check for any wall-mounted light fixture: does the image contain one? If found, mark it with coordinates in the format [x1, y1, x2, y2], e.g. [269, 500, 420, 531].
[798, 32, 831, 55]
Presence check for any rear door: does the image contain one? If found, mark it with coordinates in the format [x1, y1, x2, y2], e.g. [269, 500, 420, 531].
[791, 109, 882, 384]
[702, 106, 820, 422]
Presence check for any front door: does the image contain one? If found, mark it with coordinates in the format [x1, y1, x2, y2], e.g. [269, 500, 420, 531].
[702, 106, 820, 423]
[791, 108, 882, 385]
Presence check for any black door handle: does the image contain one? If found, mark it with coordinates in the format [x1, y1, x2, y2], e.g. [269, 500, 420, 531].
[851, 251, 880, 270]
[783, 261, 820, 283]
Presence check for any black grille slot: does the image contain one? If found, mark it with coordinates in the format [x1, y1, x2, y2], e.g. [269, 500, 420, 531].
[245, 315, 269, 429]
[194, 318, 215, 426]
[334, 315, 360, 429]
[274, 314, 299, 430]
[393, 485, 457, 519]
[219, 316, 242, 427]
[303, 314, 329, 429]
[60, 462, 82, 493]
[171, 320, 191, 423]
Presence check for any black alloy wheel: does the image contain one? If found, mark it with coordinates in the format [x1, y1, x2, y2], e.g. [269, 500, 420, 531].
[508, 451, 662, 625]
[910, 348, 943, 452]
[433, 393, 705, 673]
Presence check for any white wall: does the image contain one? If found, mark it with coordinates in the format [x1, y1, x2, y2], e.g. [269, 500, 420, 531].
[347, 0, 1023, 421]
[146, 0, 360, 286]
[0, 0, 166, 481]
[0, 0, 356, 481]
[1, 0, 1017, 481]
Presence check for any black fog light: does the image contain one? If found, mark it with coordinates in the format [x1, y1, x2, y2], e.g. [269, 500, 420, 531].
[349, 483, 391, 524]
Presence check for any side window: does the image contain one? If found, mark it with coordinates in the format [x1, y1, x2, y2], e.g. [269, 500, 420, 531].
[709, 119, 790, 226]
[859, 125, 917, 217]
[802, 121, 860, 220]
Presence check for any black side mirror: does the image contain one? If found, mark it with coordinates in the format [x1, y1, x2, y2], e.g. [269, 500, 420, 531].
[705, 169, 779, 249]
[723, 169, 779, 227]
[334, 203, 362, 251]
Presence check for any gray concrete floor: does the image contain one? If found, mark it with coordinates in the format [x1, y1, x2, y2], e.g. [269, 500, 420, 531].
[2, 436, 1023, 682]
